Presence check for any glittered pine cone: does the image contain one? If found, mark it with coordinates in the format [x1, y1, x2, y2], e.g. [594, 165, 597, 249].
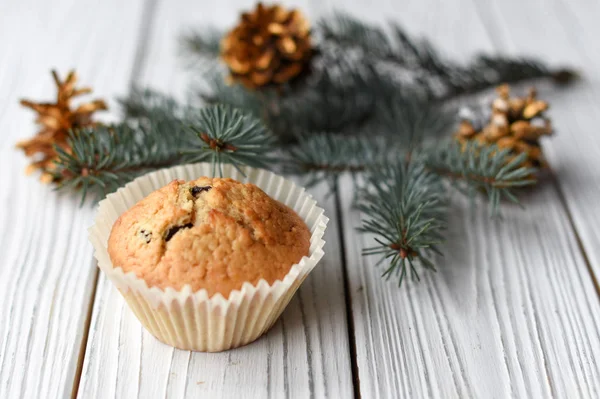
[221, 2, 313, 89]
[455, 84, 553, 168]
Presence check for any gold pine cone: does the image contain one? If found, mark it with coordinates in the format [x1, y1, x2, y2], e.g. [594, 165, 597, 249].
[221, 2, 313, 89]
[455, 84, 552, 169]
[17, 70, 107, 183]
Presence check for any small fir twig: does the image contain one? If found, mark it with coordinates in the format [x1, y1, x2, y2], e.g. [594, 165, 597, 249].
[425, 140, 537, 214]
[119, 87, 185, 121]
[182, 104, 277, 176]
[52, 124, 181, 202]
[318, 13, 578, 100]
[50, 103, 277, 202]
[358, 160, 447, 285]
[284, 134, 395, 189]
[180, 29, 222, 60]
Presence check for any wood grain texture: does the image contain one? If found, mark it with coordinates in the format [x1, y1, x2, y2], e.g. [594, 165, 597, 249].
[77, 1, 353, 397]
[330, 0, 600, 397]
[3, 0, 600, 397]
[0, 1, 146, 398]
[479, 0, 600, 299]
[341, 176, 600, 398]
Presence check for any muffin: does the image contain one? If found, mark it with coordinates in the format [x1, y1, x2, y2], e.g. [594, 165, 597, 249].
[107, 177, 311, 298]
[90, 164, 327, 352]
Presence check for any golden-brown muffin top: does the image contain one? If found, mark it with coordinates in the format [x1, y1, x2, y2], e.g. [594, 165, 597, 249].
[108, 177, 310, 298]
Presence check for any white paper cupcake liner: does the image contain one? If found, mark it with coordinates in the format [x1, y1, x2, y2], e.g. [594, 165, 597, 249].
[88, 163, 328, 352]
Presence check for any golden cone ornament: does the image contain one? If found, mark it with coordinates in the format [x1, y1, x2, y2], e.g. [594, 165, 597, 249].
[221, 2, 313, 89]
[455, 84, 552, 168]
[17, 70, 107, 182]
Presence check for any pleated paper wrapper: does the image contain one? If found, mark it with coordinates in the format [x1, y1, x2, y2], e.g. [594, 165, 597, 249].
[88, 163, 328, 352]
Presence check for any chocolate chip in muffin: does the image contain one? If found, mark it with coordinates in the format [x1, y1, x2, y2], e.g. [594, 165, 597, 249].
[190, 185, 212, 197]
[164, 223, 194, 242]
[138, 229, 152, 243]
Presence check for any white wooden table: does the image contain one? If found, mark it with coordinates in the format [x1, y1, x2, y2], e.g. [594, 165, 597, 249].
[2, 0, 600, 398]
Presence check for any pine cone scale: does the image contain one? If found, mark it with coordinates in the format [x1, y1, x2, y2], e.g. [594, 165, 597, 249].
[455, 84, 553, 170]
[255, 48, 276, 69]
[273, 63, 303, 83]
[17, 70, 106, 182]
[221, 2, 313, 89]
[267, 23, 284, 35]
[250, 70, 273, 86]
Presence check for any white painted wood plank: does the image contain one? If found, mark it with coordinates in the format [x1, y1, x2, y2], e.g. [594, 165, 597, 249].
[77, 1, 353, 397]
[0, 1, 146, 398]
[479, 0, 600, 307]
[329, 0, 600, 397]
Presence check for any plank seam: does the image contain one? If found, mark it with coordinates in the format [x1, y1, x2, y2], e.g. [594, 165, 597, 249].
[70, 269, 99, 399]
[297, 292, 315, 398]
[281, 317, 290, 398]
[334, 179, 361, 399]
[182, 352, 192, 396]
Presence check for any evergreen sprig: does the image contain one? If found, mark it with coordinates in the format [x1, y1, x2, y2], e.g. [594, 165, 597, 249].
[376, 90, 457, 149]
[51, 103, 277, 201]
[179, 28, 222, 72]
[53, 123, 181, 202]
[183, 104, 277, 176]
[119, 87, 186, 122]
[284, 133, 396, 189]
[358, 160, 447, 285]
[180, 29, 222, 59]
[425, 140, 537, 214]
[199, 56, 376, 141]
[319, 13, 577, 100]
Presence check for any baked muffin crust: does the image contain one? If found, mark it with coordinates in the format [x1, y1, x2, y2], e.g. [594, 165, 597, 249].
[108, 177, 310, 297]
